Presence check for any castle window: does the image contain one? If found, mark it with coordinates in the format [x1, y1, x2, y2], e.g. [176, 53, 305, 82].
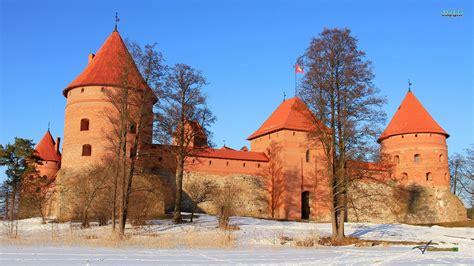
[81, 88, 84, 93]
[82, 144, 91, 156]
[209, 160, 212, 165]
[130, 122, 137, 134]
[444, 173, 448, 181]
[257, 163, 260, 168]
[394, 155, 400, 164]
[439, 154, 443, 162]
[243, 163, 246, 167]
[426, 172, 433, 181]
[415, 134, 418, 137]
[401, 172, 408, 182]
[293, 131, 296, 136]
[401, 135, 404, 138]
[80, 119, 90, 131]
[226, 161, 229, 166]
[306, 150, 310, 162]
[414, 154, 421, 163]
[101, 87, 105, 92]
[192, 159, 195, 164]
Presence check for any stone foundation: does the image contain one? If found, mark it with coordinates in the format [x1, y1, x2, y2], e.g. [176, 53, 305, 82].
[182, 172, 269, 218]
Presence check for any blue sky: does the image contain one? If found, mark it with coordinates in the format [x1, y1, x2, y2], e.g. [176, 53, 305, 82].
[0, 0, 472, 168]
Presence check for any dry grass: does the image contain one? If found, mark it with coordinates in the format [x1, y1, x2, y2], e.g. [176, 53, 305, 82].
[318, 236, 429, 247]
[0, 229, 235, 249]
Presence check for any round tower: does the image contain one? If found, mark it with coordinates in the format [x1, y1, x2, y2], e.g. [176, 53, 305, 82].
[35, 129, 61, 178]
[379, 91, 450, 187]
[61, 30, 155, 171]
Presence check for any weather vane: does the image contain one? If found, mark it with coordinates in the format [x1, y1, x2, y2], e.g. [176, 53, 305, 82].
[48, 121, 50, 131]
[283, 91, 286, 102]
[114, 12, 120, 31]
[408, 79, 412, 92]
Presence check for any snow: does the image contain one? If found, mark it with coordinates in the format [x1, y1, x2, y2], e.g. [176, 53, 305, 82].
[1, 214, 473, 265]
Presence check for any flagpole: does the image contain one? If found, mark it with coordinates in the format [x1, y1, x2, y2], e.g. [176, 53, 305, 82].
[294, 64, 297, 97]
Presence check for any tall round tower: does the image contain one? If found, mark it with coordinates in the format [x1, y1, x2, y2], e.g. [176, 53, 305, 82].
[378, 90, 450, 187]
[61, 30, 154, 171]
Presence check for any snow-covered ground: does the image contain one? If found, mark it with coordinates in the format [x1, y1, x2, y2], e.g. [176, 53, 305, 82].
[1, 214, 473, 265]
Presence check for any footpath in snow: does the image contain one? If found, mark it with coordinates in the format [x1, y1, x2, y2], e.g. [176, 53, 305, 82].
[1, 214, 473, 265]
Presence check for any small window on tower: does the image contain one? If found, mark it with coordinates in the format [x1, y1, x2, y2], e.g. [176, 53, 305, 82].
[226, 161, 229, 166]
[80, 119, 89, 131]
[243, 163, 246, 167]
[82, 144, 91, 156]
[439, 154, 443, 162]
[306, 150, 310, 162]
[414, 154, 421, 163]
[81, 88, 84, 93]
[130, 148, 136, 158]
[394, 155, 400, 164]
[401, 172, 408, 182]
[426, 172, 433, 181]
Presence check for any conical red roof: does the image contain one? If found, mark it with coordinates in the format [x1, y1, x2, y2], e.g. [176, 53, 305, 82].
[378, 91, 448, 142]
[63, 31, 150, 97]
[35, 130, 61, 162]
[247, 97, 316, 140]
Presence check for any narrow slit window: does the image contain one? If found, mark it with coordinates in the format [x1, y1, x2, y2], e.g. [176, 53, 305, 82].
[414, 154, 421, 163]
[130, 122, 137, 134]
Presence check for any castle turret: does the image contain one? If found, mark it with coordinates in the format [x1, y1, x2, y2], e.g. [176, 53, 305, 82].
[61, 30, 155, 170]
[35, 130, 61, 178]
[247, 97, 330, 221]
[379, 91, 450, 187]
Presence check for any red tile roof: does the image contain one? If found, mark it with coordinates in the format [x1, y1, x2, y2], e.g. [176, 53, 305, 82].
[247, 97, 317, 140]
[378, 91, 449, 142]
[63, 31, 152, 98]
[191, 147, 269, 162]
[35, 130, 61, 162]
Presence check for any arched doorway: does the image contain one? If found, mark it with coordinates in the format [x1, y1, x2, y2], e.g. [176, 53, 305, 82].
[301, 191, 310, 220]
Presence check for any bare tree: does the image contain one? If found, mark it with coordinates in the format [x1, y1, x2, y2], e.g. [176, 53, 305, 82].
[213, 181, 239, 230]
[299, 28, 386, 241]
[104, 41, 164, 236]
[260, 141, 284, 219]
[65, 165, 110, 228]
[450, 145, 473, 205]
[186, 179, 216, 222]
[21, 174, 56, 224]
[155, 63, 216, 223]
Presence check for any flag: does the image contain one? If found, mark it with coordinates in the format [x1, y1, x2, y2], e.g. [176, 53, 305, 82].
[295, 64, 304, 73]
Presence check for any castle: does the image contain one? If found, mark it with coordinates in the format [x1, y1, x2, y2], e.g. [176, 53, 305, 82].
[35, 29, 466, 223]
